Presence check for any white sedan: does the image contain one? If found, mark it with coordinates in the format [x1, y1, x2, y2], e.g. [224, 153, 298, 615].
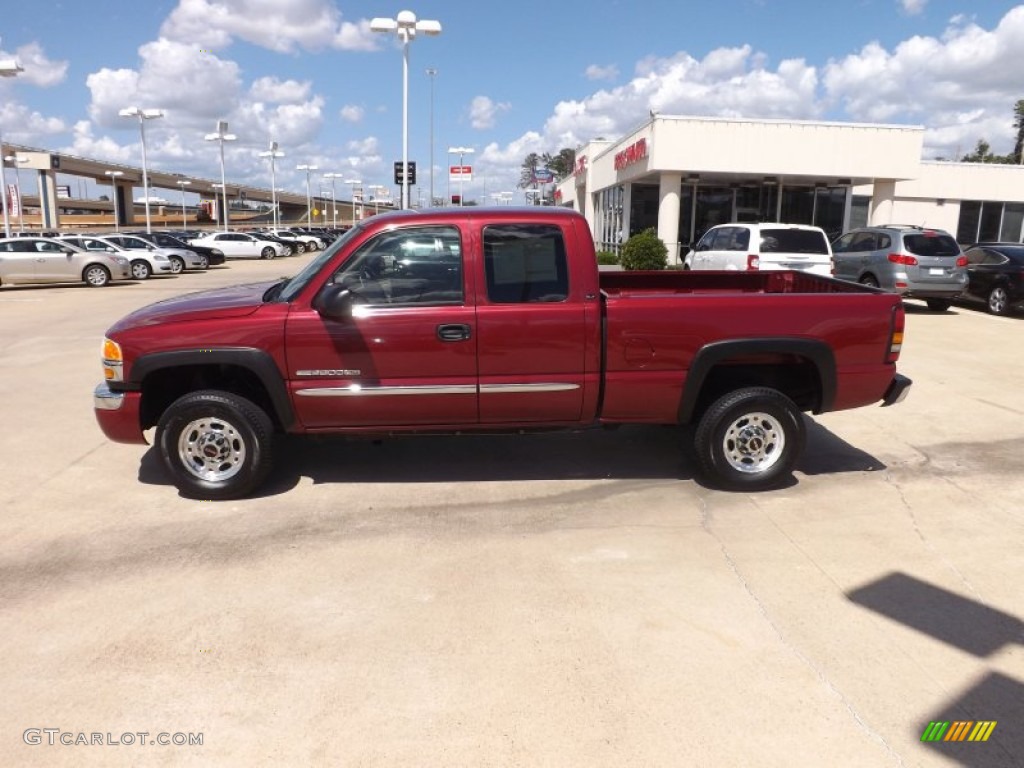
[189, 232, 289, 260]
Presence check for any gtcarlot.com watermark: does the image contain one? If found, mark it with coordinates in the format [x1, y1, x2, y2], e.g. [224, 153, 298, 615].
[24, 729, 203, 747]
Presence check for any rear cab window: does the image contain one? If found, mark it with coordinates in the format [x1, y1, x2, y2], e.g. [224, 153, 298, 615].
[483, 224, 569, 303]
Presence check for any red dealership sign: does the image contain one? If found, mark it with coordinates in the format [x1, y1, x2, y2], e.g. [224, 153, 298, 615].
[614, 138, 648, 171]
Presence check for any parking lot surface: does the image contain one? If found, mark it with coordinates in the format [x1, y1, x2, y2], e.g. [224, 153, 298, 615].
[2, 260, 1023, 767]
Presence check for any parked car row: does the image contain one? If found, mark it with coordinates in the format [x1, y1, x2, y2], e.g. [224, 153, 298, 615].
[684, 222, 1023, 316]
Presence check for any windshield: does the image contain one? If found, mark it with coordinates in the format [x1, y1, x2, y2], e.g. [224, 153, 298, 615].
[275, 223, 366, 302]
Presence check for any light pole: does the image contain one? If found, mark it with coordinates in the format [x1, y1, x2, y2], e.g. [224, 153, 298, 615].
[370, 10, 442, 211]
[448, 146, 474, 206]
[205, 120, 236, 232]
[3, 154, 28, 232]
[323, 173, 343, 228]
[296, 164, 317, 224]
[104, 170, 124, 232]
[176, 179, 191, 231]
[426, 66, 437, 206]
[118, 106, 164, 234]
[1, 59, 25, 237]
[344, 178, 363, 224]
[258, 141, 284, 231]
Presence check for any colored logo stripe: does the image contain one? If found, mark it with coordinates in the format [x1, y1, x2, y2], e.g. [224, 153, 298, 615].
[921, 721, 997, 742]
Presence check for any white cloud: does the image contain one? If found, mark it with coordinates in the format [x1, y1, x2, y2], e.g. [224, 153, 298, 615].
[1, 42, 69, 88]
[469, 96, 512, 130]
[0, 101, 67, 141]
[824, 6, 1024, 155]
[340, 105, 364, 123]
[585, 64, 619, 81]
[346, 136, 378, 155]
[900, 0, 927, 15]
[160, 0, 376, 53]
[249, 77, 312, 104]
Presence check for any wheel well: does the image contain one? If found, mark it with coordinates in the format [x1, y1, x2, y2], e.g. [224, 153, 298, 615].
[139, 364, 280, 431]
[689, 356, 822, 421]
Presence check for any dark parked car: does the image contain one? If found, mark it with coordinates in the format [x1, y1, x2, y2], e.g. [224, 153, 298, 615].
[960, 243, 1024, 315]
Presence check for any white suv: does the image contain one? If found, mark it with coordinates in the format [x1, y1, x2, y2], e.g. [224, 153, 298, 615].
[684, 223, 832, 276]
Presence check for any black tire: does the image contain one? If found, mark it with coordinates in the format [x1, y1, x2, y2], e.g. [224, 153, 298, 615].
[169, 256, 185, 274]
[260, 246, 276, 260]
[130, 260, 152, 280]
[156, 390, 275, 500]
[196, 254, 209, 270]
[859, 275, 880, 288]
[926, 299, 951, 312]
[693, 387, 805, 491]
[295, 243, 306, 254]
[307, 240, 318, 251]
[83, 264, 111, 287]
[988, 285, 1009, 315]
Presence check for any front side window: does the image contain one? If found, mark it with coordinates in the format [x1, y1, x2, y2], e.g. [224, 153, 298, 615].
[330, 225, 463, 306]
[483, 224, 568, 303]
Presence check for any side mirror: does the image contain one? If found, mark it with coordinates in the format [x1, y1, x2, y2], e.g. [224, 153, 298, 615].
[314, 284, 354, 319]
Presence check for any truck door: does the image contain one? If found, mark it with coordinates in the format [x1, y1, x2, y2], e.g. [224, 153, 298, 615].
[284, 224, 478, 428]
[474, 221, 589, 424]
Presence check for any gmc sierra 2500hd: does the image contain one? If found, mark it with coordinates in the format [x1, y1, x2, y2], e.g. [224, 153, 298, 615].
[95, 207, 910, 499]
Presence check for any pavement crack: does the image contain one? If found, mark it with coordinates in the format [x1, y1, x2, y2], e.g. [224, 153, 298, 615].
[701, 500, 906, 767]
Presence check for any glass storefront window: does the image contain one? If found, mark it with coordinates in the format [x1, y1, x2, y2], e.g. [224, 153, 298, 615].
[957, 201, 981, 243]
[1001, 203, 1024, 242]
[979, 201, 1002, 242]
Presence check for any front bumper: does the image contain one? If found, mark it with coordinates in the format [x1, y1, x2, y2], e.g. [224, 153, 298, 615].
[93, 383, 147, 443]
[881, 374, 912, 407]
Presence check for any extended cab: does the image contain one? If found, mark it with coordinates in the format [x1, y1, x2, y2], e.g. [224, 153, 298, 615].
[94, 208, 911, 499]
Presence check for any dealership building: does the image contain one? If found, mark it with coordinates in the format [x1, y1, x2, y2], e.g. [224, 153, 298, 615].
[555, 115, 1024, 263]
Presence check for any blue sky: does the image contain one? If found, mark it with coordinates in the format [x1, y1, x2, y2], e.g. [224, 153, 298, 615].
[1, 0, 1023, 206]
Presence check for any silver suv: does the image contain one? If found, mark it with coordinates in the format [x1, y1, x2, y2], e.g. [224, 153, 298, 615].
[831, 225, 968, 311]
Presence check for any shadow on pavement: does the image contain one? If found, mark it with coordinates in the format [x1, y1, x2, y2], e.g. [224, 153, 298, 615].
[848, 572, 1024, 767]
[140, 417, 885, 499]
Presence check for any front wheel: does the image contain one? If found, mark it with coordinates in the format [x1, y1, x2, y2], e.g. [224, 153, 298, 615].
[83, 264, 111, 287]
[260, 246, 276, 260]
[988, 285, 1009, 315]
[157, 390, 275, 500]
[196, 254, 209, 270]
[168, 256, 185, 274]
[693, 387, 805, 491]
[130, 260, 151, 280]
[926, 299, 951, 312]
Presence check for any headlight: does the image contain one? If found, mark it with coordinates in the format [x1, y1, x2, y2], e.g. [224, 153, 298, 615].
[101, 337, 123, 382]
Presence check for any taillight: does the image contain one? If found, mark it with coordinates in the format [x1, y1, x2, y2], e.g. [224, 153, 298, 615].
[956, 255, 967, 268]
[887, 303, 906, 363]
[746, 254, 760, 270]
[887, 253, 918, 266]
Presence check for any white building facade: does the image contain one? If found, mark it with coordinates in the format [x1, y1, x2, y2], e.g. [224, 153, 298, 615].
[555, 115, 1024, 263]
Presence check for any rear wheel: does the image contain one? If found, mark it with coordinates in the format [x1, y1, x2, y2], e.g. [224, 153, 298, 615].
[260, 246, 276, 260]
[130, 260, 151, 280]
[988, 285, 1009, 315]
[83, 264, 111, 287]
[859, 275, 880, 288]
[157, 390, 274, 500]
[693, 387, 805, 491]
[926, 299, 951, 312]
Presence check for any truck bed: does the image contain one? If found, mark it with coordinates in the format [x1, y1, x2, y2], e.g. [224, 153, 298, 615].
[599, 269, 870, 297]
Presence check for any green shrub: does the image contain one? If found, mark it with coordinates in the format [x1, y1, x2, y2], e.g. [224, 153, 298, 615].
[619, 228, 668, 270]
[595, 250, 618, 265]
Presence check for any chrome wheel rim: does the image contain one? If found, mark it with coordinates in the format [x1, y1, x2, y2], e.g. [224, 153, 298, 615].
[722, 411, 786, 474]
[85, 267, 107, 286]
[990, 287, 1007, 313]
[170, 258, 184, 274]
[177, 416, 247, 482]
[131, 262, 149, 279]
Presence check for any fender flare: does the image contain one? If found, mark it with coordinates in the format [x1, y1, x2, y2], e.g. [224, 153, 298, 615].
[126, 347, 295, 430]
[677, 337, 836, 423]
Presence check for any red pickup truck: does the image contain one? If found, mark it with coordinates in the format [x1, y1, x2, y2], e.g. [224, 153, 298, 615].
[94, 207, 910, 499]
